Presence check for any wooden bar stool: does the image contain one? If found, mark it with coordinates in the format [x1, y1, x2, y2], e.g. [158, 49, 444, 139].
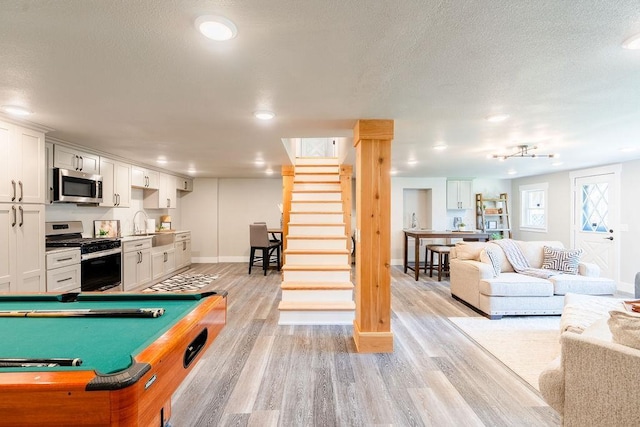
[427, 245, 451, 281]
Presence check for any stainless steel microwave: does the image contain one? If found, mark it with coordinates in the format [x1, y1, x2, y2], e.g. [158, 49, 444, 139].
[52, 168, 103, 204]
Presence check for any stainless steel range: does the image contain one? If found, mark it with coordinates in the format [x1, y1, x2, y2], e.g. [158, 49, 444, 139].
[45, 221, 122, 292]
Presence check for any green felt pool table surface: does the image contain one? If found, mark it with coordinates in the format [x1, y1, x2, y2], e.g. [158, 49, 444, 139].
[0, 293, 211, 374]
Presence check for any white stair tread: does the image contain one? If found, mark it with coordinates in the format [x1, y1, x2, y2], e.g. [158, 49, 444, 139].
[286, 235, 347, 239]
[281, 281, 354, 290]
[284, 249, 350, 255]
[281, 264, 351, 271]
[278, 301, 355, 311]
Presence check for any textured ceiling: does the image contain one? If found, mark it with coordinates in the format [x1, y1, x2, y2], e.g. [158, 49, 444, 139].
[0, 1, 639, 178]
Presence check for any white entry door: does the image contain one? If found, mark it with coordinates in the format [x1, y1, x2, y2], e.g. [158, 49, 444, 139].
[572, 169, 619, 281]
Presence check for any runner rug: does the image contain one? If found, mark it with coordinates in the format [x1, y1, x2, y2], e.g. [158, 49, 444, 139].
[448, 316, 561, 390]
[143, 273, 219, 293]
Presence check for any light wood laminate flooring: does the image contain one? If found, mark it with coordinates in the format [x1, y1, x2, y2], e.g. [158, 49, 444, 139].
[171, 263, 560, 426]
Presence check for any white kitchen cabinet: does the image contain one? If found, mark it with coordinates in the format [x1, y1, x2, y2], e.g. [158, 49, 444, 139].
[45, 142, 54, 204]
[122, 238, 152, 291]
[0, 120, 46, 204]
[447, 180, 473, 210]
[53, 144, 100, 174]
[99, 157, 131, 208]
[176, 177, 193, 192]
[131, 166, 159, 190]
[152, 245, 175, 281]
[174, 232, 191, 269]
[46, 248, 81, 293]
[143, 173, 176, 209]
[0, 204, 45, 292]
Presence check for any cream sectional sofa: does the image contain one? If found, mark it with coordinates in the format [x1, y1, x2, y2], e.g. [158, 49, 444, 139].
[539, 294, 640, 426]
[449, 240, 616, 319]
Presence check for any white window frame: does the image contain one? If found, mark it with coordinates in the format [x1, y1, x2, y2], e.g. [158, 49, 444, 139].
[520, 182, 548, 232]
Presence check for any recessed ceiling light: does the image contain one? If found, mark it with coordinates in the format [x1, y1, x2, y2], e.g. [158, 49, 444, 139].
[187, 169, 197, 174]
[622, 33, 640, 50]
[254, 159, 265, 166]
[254, 111, 275, 120]
[157, 157, 167, 165]
[1, 105, 32, 116]
[552, 161, 564, 166]
[433, 144, 447, 151]
[265, 168, 274, 175]
[195, 15, 237, 41]
[507, 170, 517, 175]
[407, 159, 418, 166]
[390, 169, 398, 175]
[486, 114, 510, 123]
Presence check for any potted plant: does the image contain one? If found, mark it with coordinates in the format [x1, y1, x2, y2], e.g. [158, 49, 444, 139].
[490, 232, 503, 240]
[457, 222, 466, 231]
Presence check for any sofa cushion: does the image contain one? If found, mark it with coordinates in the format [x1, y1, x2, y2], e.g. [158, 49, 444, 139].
[550, 274, 617, 296]
[608, 310, 640, 350]
[479, 273, 554, 297]
[516, 240, 564, 268]
[542, 246, 583, 274]
[458, 241, 514, 272]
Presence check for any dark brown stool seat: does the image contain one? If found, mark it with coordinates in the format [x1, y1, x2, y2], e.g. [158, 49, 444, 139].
[426, 245, 451, 281]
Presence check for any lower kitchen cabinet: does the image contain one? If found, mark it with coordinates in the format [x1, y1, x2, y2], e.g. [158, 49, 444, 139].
[0, 203, 45, 292]
[174, 231, 191, 270]
[122, 238, 152, 291]
[152, 245, 175, 281]
[46, 248, 81, 293]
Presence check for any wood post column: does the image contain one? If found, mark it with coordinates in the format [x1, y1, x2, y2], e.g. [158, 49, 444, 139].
[352, 119, 394, 353]
[281, 165, 295, 263]
[340, 164, 353, 264]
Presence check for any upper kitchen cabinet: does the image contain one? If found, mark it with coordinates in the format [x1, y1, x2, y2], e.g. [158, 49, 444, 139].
[446, 180, 473, 210]
[99, 157, 131, 208]
[53, 144, 100, 175]
[143, 173, 176, 209]
[0, 121, 46, 204]
[131, 166, 159, 190]
[176, 177, 193, 192]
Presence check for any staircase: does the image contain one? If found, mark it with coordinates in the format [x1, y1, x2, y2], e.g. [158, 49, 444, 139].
[278, 157, 355, 325]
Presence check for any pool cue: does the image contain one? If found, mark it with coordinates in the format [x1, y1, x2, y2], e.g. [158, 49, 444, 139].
[0, 308, 165, 318]
[0, 357, 82, 367]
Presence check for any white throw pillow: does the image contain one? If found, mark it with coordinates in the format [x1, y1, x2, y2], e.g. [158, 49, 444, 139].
[480, 248, 501, 277]
[608, 310, 640, 350]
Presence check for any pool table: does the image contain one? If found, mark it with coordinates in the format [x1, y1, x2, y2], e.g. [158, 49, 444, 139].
[0, 291, 227, 426]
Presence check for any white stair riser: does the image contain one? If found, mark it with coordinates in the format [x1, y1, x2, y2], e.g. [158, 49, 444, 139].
[289, 213, 343, 224]
[278, 310, 354, 325]
[291, 202, 342, 212]
[286, 253, 349, 265]
[295, 166, 340, 174]
[288, 225, 345, 236]
[293, 183, 341, 191]
[281, 289, 353, 302]
[295, 158, 339, 166]
[286, 239, 347, 250]
[283, 270, 351, 282]
[292, 192, 341, 201]
[295, 175, 339, 183]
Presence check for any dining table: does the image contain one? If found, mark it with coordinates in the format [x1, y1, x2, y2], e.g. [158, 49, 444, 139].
[403, 229, 489, 281]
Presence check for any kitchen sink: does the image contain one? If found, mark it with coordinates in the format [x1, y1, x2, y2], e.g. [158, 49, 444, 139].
[136, 232, 175, 247]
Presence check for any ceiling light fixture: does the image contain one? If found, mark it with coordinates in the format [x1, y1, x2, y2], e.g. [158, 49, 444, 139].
[622, 33, 640, 50]
[486, 114, 510, 123]
[195, 15, 238, 41]
[254, 111, 275, 120]
[407, 159, 418, 166]
[265, 168, 274, 175]
[491, 144, 556, 160]
[1, 105, 32, 116]
[433, 144, 447, 151]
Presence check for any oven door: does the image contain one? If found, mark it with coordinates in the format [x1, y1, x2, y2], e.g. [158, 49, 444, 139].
[81, 249, 122, 292]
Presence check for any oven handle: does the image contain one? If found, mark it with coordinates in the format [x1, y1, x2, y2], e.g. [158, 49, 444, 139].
[81, 247, 122, 261]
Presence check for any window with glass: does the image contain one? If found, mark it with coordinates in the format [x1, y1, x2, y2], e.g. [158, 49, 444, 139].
[520, 183, 548, 231]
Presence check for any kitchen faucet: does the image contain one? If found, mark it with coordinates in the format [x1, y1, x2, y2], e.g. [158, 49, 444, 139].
[132, 210, 149, 235]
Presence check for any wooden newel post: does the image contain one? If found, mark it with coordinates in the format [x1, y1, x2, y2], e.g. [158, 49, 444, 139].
[281, 165, 295, 264]
[352, 119, 394, 353]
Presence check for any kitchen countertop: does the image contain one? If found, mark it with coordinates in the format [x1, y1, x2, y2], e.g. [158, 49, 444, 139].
[45, 247, 81, 254]
[120, 230, 190, 242]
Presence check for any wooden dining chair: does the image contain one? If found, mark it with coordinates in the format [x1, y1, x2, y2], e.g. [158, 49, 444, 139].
[249, 223, 282, 275]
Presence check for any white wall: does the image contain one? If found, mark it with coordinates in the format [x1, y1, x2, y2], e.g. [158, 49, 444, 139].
[217, 178, 282, 262]
[180, 178, 219, 263]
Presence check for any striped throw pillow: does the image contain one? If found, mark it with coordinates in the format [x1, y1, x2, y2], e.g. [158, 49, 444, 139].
[542, 246, 583, 274]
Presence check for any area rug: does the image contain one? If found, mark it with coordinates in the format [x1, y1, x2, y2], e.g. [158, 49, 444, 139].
[448, 316, 561, 390]
[143, 273, 219, 293]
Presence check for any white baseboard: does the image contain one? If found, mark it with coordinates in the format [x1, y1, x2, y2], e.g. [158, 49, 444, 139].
[618, 280, 634, 295]
[217, 256, 248, 263]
